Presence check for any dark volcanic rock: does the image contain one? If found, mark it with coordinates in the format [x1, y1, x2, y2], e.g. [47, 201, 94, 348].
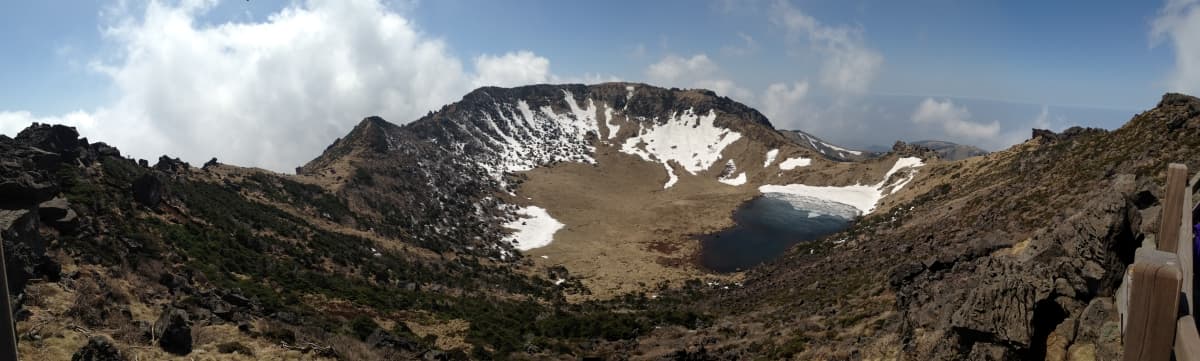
[1, 208, 50, 294]
[891, 141, 937, 158]
[72, 336, 126, 361]
[153, 156, 189, 174]
[131, 174, 163, 208]
[1031, 126, 1109, 143]
[37, 197, 70, 221]
[154, 307, 193, 355]
[15, 123, 89, 162]
[1158, 93, 1200, 129]
[0, 172, 58, 208]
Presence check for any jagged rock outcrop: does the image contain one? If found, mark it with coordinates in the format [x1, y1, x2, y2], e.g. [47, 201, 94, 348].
[1159, 92, 1200, 130]
[893, 173, 1136, 359]
[910, 140, 989, 161]
[891, 140, 939, 159]
[1031, 126, 1109, 144]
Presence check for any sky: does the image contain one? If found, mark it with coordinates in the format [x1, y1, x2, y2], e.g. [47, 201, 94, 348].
[0, 0, 1197, 172]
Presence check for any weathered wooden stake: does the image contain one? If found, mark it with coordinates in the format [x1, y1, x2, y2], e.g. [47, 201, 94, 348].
[1123, 250, 1182, 361]
[1159, 164, 1189, 252]
[1178, 316, 1200, 361]
[0, 242, 17, 360]
[1176, 164, 1195, 314]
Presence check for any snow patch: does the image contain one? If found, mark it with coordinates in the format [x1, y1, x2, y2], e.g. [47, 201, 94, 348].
[603, 105, 620, 140]
[662, 163, 679, 189]
[717, 159, 746, 186]
[719, 172, 747, 186]
[778, 157, 812, 170]
[504, 206, 565, 251]
[760, 157, 925, 217]
[763, 149, 779, 168]
[620, 108, 743, 188]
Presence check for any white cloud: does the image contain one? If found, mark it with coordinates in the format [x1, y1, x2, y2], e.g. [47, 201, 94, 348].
[646, 54, 719, 84]
[644, 54, 753, 101]
[473, 51, 551, 88]
[628, 43, 648, 59]
[721, 32, 759, 57]
[1152, 0, 1200, 94]
[911, 98, 1000, 139]
[1033, 105, 1052, 129]
[0, 0, 558, 173]
[560, 73, 622, 84]
[761, 81, 810, 123]
[0, 110, 102, 138]
[771, 1, 882, 95]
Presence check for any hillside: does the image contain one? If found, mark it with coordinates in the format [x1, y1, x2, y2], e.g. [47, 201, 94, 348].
[3, 84, 1199, 360]
[635, 93, 1200, 359]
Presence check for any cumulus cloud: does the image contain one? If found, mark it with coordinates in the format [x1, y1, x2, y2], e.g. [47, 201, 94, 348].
[644, 54, 754, 101]
[1152, 0, 1200, 94]
[0, 0, 557, 172]
[645, 54, 719, 83]
[911, 98, 1001, 139]
[0, 110, 103, 139]
[771, 1, 883, 95]
[761, 82, 810, 123]
[473, 51, 552, 88]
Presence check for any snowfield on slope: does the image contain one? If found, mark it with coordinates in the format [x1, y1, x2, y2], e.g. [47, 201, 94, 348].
[474, 91, 599, 179]
[759, 157, 924, 217]
[778, 157, 812, 170]
[504, 206, 565, 251]
[620, 108, 743, 189]
[763, 149, 779, 167]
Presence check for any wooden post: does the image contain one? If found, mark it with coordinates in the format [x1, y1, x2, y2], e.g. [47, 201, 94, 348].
[1178, 316, 1200, 361]
[1123, 250, 1182, 361]
[0, 242, 17, 361]
[1179, 164, 1195, 314]
[1160, 164, 1189, 252]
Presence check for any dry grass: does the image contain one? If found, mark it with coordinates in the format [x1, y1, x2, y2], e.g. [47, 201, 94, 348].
[405, 317, 469, 351]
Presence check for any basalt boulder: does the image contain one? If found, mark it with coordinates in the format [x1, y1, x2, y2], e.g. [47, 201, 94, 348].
[154, 307, 193, 355]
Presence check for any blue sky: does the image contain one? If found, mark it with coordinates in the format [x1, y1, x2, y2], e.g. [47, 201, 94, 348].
[0, 0, 1196, 171]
